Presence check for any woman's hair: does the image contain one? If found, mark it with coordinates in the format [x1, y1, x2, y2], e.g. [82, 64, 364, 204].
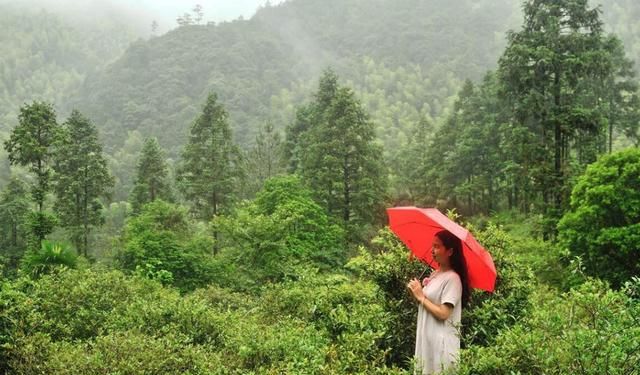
[435, 230, 470, 308]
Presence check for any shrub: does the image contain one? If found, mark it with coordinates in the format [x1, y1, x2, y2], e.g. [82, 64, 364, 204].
[457, 280, 640, 375]
[346, 228, 425, 367]
[0, 267, 403, 374]
[213, 175, 345, 287]
[20, 240, 77, 277]
[259, 268, 398, 373]
[8, 331, 228, 375]
[463, 223, 536, 347]
[118, 200, 215, 291]
[558, 148, 640, 287]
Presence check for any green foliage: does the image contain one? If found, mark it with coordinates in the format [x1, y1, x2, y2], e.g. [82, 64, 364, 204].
[463, 223, 536, 347]
[243, 121, 286, 198]
[130, 137, 173, 214]
[422, 75, 509, 214]
[3, 101, 59, 214]
[458, 280, 640, 375]
[24, 210, 58, 249]
[497, 0, 639, 231]
[214, 175, 345, 287]
[118, 200, 214, 291]
[107, 130, 144, 201]
[346, 228, 426, 367]
[259, 269, 397, 374]
[558, 148, 640, 287]
[0, 267, 407, 374]
[392, 115, 434, 202]
[53, 110, 114, 257]
[177, 93, 243, 222]
[20, 240, 77, 277]
[291, 70, 388, 237]
[0, 178, 29, 275]
[0, 5, 135, 136]
[74, 0, 522, 156]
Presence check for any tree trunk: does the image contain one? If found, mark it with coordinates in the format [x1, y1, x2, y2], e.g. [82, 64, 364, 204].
[343, 154, 350, 225]
[212, 191, 219, 255]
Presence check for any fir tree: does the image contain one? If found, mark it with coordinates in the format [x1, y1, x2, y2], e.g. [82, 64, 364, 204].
[177, 93, 243, 238]
[53, 110, 113, 256]
[294, 70, 387, 238]
[130, 137, 173, 214]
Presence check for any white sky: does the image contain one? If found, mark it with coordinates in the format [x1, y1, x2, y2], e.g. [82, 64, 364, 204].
[2, 0, 287, 33]
[111, 0, 285, 26]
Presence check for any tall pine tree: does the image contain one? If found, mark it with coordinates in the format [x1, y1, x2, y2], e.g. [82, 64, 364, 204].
[178, 93, 242, 240]
[53, 110, 114, 257]
[292, 70, 387, 238]
[3, 101, 60, 245]
[498, 0, 638, 234]
[130, 137, 173, 214]
[0, 177, 29, 272]
[245, 122, 285, 197]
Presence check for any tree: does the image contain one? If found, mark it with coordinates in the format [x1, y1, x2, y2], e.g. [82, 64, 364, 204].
[130, 137, 173, 214]
[284, 105, 314, 173]
[294, 70, 388, 236]
[557, 148, 640, 287]
[498, 0, 638, 234]
[0, 177, 29, 273]
[177, 93, 243, 252]
[434, 74, 507, 214]
[0, 177, 28, 247]
[214, 175, 345, 284]
[176, 13, 194, 27]
[53, 110, 114, 257]
[21, 240, 77, 277]
[424, 80, 477, 210]
[118, 200, 213, 291]
[192, 4, 204, 24]
[600, 36, 640, 150]
[3, 101, 59, 245]
[151, 20, 159, 35]
[394, 115, 434, 204]
[244, 122, 285, 197]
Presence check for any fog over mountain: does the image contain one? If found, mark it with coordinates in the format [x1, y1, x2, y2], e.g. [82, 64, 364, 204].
[0, 0, 285, 34]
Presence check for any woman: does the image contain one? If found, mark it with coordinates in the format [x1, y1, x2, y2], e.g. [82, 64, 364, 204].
[407, 230, 470, 374]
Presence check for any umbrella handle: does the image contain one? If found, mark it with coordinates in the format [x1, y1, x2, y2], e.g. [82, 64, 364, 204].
[417, 265, 430, 281]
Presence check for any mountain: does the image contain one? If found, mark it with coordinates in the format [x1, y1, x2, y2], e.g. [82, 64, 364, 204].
[0, 3, 137, 132]
[73, 0, 523, 155]
[2, 0, 639, 158]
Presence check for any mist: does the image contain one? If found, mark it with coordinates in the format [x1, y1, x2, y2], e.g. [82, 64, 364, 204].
[0, 0, 286, 35]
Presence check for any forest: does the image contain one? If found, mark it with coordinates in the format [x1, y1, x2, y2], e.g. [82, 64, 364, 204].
[1, 0, 639, 373]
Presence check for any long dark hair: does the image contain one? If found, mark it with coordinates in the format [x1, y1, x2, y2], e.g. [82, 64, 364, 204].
[435, 230, 470, 308]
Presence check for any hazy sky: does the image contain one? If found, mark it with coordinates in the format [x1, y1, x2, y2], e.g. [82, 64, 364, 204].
[2, 0, 286, 33]
[110, 0, 285, 26]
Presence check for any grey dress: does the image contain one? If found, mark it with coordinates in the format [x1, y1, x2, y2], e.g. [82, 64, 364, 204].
[414, 270, 462, 374]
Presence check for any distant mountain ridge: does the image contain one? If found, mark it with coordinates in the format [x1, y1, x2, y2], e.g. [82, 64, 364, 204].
[73, 0, 523, 155]
[2, 0, 639, 158]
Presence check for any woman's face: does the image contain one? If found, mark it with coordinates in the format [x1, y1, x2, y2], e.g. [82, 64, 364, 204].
[432, 237, 452, 265]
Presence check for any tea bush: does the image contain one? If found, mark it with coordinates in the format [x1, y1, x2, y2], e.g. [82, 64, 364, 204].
[458, 279, 640, 375]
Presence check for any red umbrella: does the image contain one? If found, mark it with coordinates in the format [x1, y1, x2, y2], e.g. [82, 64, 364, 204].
[387, 206, 496, 292]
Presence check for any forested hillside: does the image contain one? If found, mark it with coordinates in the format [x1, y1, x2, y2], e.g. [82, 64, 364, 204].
[75, 0, 522, 154]
[3, 0, 640, 156]
[0, 4, 136, 130]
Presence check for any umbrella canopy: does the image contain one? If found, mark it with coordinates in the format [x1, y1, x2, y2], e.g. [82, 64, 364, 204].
[387, 206, 496, 292]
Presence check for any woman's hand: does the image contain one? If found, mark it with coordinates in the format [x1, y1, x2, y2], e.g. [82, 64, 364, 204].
[408, 278, 454, 320]
[407, 278, 424, 302]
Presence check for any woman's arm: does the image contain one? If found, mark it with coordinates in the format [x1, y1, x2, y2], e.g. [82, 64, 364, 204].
[407, 278, 454, 321]
[419, 296, 454, 321]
